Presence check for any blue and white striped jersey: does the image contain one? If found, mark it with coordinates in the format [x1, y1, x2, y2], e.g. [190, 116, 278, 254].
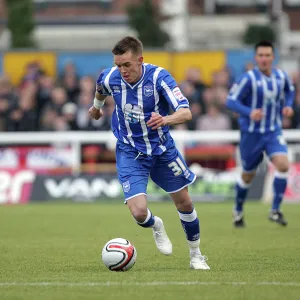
[226, 67, 295, 133]
[96, 63, 189, 155]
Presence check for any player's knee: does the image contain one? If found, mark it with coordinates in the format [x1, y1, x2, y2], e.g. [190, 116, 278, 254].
[242, 172, 255, 184]
[173, 196, 193, 212]
[177, 202, 194, 212]
[243, 177, 253, 184]
[276, 163, 289, 173]
[171, 188, 194, 212]
[131, 207, 148, 223]
[272, 156, 289, 173]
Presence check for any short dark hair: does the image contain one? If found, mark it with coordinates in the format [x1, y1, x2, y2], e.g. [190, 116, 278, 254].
[112, 36, 143, 56]
[255, 40, 274, 52]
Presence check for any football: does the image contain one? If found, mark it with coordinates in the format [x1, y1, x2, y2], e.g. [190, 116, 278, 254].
[101, 238, 137, 271]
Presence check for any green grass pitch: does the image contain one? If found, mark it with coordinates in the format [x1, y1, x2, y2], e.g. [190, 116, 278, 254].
[0, 201, 299, 300]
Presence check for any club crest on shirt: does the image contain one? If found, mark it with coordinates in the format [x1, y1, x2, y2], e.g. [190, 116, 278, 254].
[144, 85, 153, 97]
[122, 181, 130, 192]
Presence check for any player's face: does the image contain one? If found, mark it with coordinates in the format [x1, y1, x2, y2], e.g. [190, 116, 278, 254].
[114, 51, 143, 84]
[255, 46, 274, 74]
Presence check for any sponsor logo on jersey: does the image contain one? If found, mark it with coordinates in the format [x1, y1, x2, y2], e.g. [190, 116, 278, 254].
[172, 87, 185, 101]
[124, 104, 142, 124]
[113, 86, 121, 93]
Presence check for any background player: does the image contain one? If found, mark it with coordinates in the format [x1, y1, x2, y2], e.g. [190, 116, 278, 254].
[89, 36, 210, 270]
[226, 40, 295, 227]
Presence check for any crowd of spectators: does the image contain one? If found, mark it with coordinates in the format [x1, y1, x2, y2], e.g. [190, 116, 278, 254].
[1, 61, 300, 133]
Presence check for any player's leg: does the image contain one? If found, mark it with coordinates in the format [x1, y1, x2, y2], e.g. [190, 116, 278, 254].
[234, 132, 264, 227]
[233, 171, 256, 227]
[270, 155, 289, 219]
[170, 187, 210, 270]
[116, 142, 172, 254]
[266, 133, 289, 226]
[150, 144, 209, 270]
[125, 193, 172, 255]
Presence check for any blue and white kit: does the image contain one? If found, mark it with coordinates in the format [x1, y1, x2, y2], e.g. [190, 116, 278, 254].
[96, 63, 196, 200]
[227, 67, 295, 171]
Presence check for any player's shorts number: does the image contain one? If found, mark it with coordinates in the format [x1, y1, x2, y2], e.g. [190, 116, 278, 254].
[168, 157, 186, 176]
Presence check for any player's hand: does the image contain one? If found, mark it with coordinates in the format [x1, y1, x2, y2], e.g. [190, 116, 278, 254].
[282, 107, 294, 118]
[89, 106, 103, 120]
[146, 112, 165, 130]
[250, 109, 264, 121]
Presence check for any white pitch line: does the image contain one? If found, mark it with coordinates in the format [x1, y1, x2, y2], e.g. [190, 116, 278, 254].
[0, 282, 300, 287]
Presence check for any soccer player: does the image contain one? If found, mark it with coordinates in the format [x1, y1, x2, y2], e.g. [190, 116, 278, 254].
[226, 40, 295, 227]
[89, 36, 210, 270]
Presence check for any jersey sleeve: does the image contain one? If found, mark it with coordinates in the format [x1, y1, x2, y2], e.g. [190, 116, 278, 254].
[227, 74, 251, 102]
[158, 70, 189, 111]
[226, 74, 252, 116]
[96, 70, 111, 96]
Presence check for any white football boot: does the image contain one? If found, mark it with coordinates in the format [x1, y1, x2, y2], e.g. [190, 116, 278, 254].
[188, 240, 210, 270]
[190, 254, 210, 270]
[152, 216, 172, 255]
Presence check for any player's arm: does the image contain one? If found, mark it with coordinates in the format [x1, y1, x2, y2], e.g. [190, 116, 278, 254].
[89, 71, 111, 120]
[147, 108, 192, 130]
[283, 72, 295, 107]
[93, 90, 107, 110]
[89, 92, 106, 120]
[282, 72, 295, 117]
[163, 107, 191, 125]
[147, 70, 191, 129]
[226, 74, 263, 121]
[226, 75, 252, 117]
